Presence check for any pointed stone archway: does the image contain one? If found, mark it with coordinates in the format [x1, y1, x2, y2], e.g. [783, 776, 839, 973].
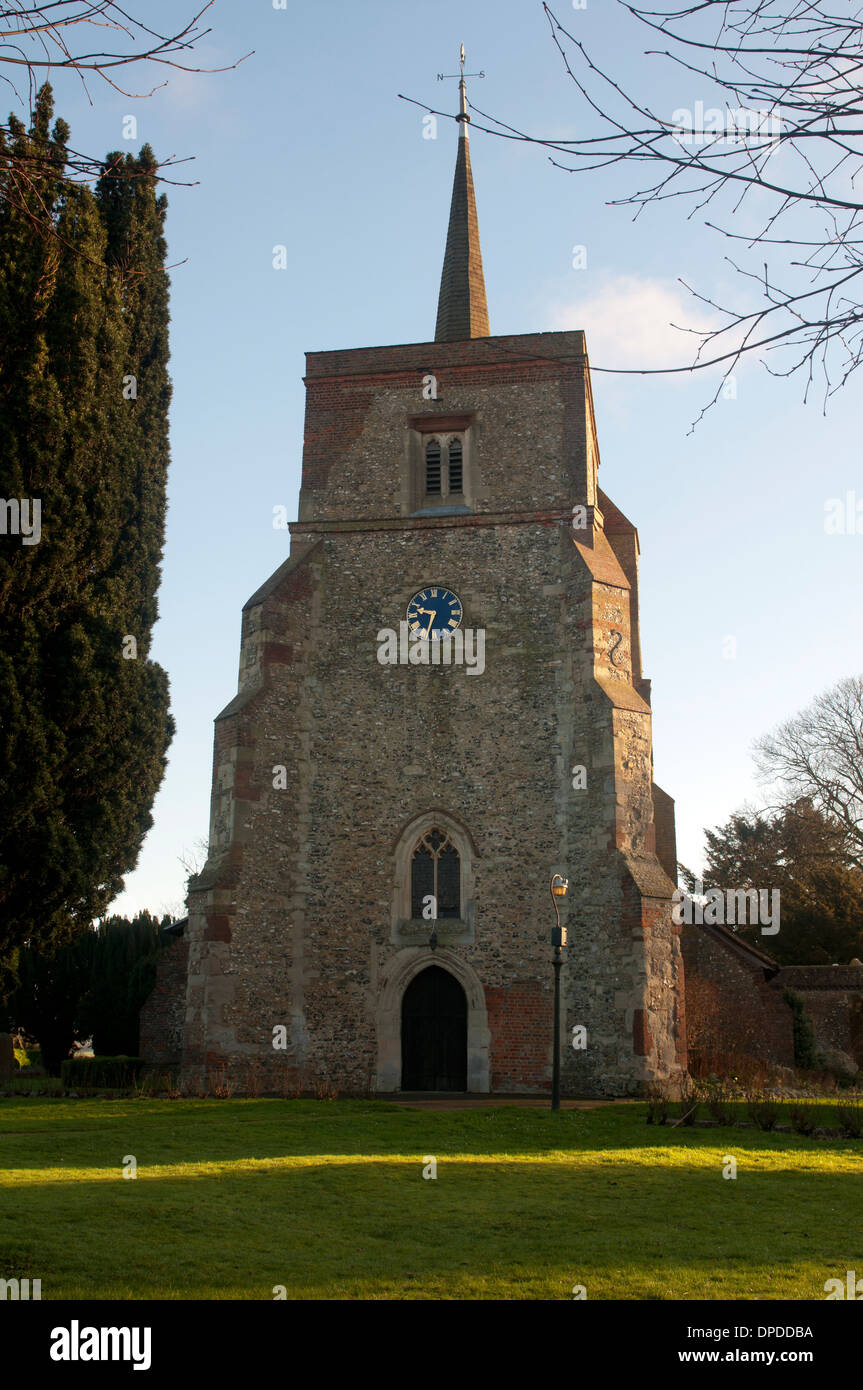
[375, 948, 490, 1093]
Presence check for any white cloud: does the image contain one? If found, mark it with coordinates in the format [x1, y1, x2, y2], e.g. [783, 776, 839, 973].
[546, 273, 724, 373]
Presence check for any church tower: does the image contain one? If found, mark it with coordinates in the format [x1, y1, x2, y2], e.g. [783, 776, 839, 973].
[181, 55, 687, 1096]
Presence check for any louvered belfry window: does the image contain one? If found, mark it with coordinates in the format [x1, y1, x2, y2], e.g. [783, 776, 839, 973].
[410, 828, 461, 919]
[421, 433, 466, 504]
[425, 440, 442, 495]
[448, 439, 463, 494]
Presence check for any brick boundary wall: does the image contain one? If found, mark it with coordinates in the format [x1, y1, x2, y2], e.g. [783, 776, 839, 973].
[680, 923, 794, 1069]
[778, 965, 863, 992]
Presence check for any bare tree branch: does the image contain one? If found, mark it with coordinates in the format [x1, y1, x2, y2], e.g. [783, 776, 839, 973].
[0, 2, 251, 235]
[754, 676, 863, 870]
[404, 1, 863, 421]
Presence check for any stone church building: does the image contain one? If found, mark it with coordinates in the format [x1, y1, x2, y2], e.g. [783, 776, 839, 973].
[147, 71, 691, 1097]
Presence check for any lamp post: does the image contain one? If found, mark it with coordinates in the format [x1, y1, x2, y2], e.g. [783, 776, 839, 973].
[550, 873, 569, 1112]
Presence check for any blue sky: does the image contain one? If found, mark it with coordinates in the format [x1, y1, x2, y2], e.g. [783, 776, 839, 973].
[29, 0, 862, 917]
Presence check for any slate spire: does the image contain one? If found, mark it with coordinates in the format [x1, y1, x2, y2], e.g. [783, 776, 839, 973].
[434, 47, 490, 342]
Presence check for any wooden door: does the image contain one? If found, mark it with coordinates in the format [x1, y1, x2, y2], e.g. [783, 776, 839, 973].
[401, 966, 467, 1092]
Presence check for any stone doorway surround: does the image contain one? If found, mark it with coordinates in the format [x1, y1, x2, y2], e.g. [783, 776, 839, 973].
[375, 947, 490, 1093]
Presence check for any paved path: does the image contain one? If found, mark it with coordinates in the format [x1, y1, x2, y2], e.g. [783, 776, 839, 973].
[386, 1096, 635, 1110]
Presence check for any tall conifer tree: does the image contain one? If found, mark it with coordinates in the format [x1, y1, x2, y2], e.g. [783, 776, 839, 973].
[0, 86, 174, 977]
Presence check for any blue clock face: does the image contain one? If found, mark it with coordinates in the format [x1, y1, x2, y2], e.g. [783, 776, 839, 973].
[406, 586, 463, 640]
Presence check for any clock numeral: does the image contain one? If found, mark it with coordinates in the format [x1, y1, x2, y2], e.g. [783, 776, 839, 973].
[431, 587, 438, 597]
[448, 618, 458, 628]
[409, 621, 420, 632]
[448, 595, 458, 607]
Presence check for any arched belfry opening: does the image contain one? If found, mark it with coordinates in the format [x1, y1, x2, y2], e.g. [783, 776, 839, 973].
[401, 965, 467, 1092]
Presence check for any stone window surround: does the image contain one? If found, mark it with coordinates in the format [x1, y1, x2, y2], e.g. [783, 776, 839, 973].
[391, 808, 477, 948]
[403, 412, 476, 514]
[374, 947, 491, 1093]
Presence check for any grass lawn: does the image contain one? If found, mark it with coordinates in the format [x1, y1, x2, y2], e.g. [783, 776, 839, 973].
[0, 1097, 859, 1300]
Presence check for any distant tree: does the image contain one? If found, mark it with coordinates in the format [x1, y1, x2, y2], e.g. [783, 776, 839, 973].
[9, 935, 90, 1075]
[754, 676, 863, 870]
[77, 912, 169, 1056]
[0, 87, 175, 979]
[4, 911, 172, 1071]
[683, 801, 863, 965]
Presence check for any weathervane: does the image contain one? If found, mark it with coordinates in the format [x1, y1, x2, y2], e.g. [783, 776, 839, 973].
[437, 43, 485, 124]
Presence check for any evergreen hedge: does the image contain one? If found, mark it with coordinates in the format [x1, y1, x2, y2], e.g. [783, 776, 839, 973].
[60, 1055, 146, 1089]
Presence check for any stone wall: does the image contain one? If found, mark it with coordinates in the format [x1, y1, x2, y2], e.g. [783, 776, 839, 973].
[139, 932, 189, 1070]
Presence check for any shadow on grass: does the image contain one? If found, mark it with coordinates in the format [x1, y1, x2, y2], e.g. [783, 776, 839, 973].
[2, 1149, 860, 1300]
[0, 1098, 858, 1173]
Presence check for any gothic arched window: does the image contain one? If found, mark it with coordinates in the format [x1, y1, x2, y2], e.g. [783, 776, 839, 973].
[425, 440, 442, 495]
[410, 827, 461, 920]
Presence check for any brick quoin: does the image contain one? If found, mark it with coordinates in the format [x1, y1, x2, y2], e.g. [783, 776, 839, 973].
[203, 914, 232, 943]
[261, 643, 294, 668]
[632, 1009, 653, 1057]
